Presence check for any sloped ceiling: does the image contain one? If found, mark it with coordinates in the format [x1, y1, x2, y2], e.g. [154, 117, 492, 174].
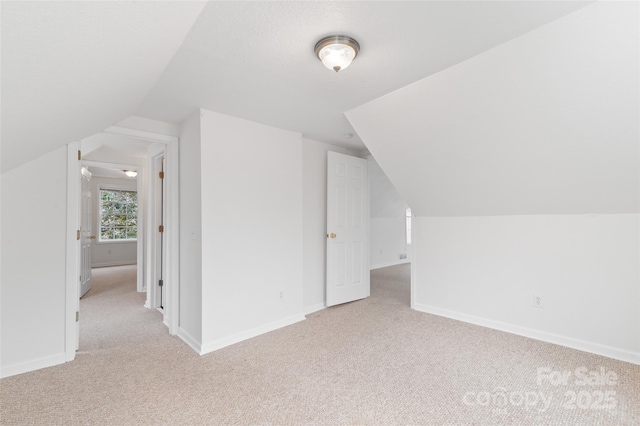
[137, 1, 590, 154]
[369, 157, 408, 219]
[1, 1, 205, 172]
[82, 132, 151, 164]
[347, 2, 639, 217]
[2, 1, 592, 173]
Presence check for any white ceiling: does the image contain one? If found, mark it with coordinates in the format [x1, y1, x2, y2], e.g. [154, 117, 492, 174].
[1, 1, 205, 172]
[137, 1, 591, 152]
[86, 166, 137, 181]
[82, 132, 150, 162]
[347, 2, 639, 216]
[2, 1, 591, 172]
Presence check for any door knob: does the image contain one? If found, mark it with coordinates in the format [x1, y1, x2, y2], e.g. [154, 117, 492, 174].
[89, 235, 96, 239]
[327, 233, 337, 239]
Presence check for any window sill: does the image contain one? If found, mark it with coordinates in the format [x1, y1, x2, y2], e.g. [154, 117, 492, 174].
[95, 239, 137, 245]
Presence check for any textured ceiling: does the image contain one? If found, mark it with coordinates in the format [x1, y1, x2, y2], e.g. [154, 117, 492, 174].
[86, 166, 137, 181]
[347, 2, 638, 216]
[2, 1, 592, 172]
[1, 1, 205, 172]
[137, 1, 591, 152]
[82, 132, 152, 163]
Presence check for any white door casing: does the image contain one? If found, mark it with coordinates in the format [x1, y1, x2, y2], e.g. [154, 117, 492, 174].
[326, 151, 370, 307]
[81, 159, 143, 290]
[65, 128, 180, 363]
[79, 167, 93, 298]
[66, 143, 81, 358]
[146, 145, 166, 311]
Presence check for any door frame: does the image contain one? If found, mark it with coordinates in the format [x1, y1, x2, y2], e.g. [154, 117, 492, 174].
[65, 127, 180, 361]
[65, 143, 80, 359]
[79, 165, 93, 298]
[146, 144, 166, 314]
[82, 160, 143, 291]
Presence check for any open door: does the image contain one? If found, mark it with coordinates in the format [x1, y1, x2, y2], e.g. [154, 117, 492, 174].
[326, 151, 370, 307]
[147, 143, 166, 312]
[157, 157, 166, 310]
[79, 166, 93, 297]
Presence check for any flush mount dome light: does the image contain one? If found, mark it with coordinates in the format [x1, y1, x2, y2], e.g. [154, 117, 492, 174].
[314, 35, 360, 72]
[123, 170, 138, 178]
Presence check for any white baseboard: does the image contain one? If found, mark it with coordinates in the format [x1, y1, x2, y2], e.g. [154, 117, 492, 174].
[370, 259, 410, 270]
[92, 261, 136, 268]
[200, 313, 306, 356]
[304, 303, 326, 316]
[413, 303, 640, 366]
[162, 313, 169, 328]
[178, 327, 202, 354]
[0, 353, 67, 378]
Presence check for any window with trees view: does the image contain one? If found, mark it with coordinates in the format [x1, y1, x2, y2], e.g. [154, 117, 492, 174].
[99, 188, 138, 241]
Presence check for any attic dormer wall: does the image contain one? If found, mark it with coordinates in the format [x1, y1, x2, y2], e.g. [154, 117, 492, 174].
[347, 2, 639, 363]
[368, 156, 411, 269]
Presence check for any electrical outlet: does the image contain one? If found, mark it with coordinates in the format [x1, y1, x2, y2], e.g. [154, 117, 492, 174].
[399, 253, 407, 260]
[533, 294, 544, 308]
[279, 291, 284, 301]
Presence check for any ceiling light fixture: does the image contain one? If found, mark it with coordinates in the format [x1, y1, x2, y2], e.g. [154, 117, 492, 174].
[123, 170, 138, 178]
[314, 35, 360, 73]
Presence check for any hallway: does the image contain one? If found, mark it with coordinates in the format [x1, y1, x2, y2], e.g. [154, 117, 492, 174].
[79, 265, 161, 353]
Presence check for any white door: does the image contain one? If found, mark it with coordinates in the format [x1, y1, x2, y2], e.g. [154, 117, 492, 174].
[157, 156, 166, 310]
[79, 166, 93, 298]
[326, 151, 370, 306]
[146, 143, 166, 312]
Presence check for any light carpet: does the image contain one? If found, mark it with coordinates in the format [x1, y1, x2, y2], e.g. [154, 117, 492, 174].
[1, 264, 638, 425]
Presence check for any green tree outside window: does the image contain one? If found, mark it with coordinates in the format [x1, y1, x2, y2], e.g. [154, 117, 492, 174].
[100, 189, 137, 241]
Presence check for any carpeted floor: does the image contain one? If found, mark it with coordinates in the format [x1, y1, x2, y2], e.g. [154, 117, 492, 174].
[1, 264, 639, 425]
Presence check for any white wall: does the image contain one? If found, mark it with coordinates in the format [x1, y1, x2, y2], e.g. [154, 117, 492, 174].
[302, 138, 362, 313]
[347, 2, 638, 218]
[178, 113, 363, 351]
[198, 110, 305, 353]
[368, 156, 410, 269]
[116, 116, 181, 137]
[178, 111, 203, 349]
[370, 218, 408, 269]
[1, 147, 68, 377]
[347, 2, 640, 363]
[413, 215, 640, 362]
[90, 176, 137, 267]
[0, 116, 180, 378]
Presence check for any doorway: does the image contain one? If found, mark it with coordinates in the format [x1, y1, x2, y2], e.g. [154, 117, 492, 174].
[80, 160, 143, 296]
[65, 126, 179, 361]
[365, 154, 413, 307]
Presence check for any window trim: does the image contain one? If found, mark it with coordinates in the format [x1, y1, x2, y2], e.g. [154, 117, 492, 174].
[97, 185, 138, 244]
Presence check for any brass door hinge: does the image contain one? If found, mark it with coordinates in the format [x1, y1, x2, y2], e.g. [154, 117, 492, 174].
[159, 225, 164, 233]
[159, 171, 164, 179]
[159, 279, 164, 287]
[77, 230, 81, 240]
[78, 150, 82, 161]
[76, 311, 79, 322]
